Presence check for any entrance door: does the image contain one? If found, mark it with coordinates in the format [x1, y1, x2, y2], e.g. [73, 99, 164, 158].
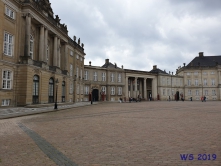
[33, 75, 39, 104]
[147, 90, 152, 100]
[176, 91, 180, 100]
[92, 89, 99, 101]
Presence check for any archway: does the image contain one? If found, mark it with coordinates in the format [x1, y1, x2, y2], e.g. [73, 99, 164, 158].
[92, 89, 99, 101]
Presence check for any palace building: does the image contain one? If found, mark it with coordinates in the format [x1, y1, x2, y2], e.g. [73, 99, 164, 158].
[1, 0, 221, 107]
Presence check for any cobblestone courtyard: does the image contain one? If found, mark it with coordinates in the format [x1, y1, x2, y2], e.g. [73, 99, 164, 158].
[0, 101, 221, 166]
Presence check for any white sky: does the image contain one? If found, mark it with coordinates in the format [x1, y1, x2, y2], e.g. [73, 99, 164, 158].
[50, 0, 221, 73]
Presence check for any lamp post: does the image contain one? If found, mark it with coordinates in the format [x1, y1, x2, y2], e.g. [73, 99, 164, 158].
[54, 78, 59, 109]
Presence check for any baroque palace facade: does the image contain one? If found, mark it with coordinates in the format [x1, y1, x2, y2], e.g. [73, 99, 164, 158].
[1, 0, 221, 107]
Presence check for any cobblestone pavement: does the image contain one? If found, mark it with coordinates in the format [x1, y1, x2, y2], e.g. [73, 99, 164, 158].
[0, 101, 221, 166]
[0, 102, 97, 119]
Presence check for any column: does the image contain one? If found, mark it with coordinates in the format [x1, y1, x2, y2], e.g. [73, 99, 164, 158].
[57, 38, 60, 68]
[64, 43, 68, 70]
[152, 77, 157, 100]
[144, 78, 147, 100]
[125, 76, 128, 100]
[53, 36, 58, 66]
[44, 28, 48, 62]
[24, 14, 31, 57]
[39, 25, 44, 61]
[134, 77, 137, 98]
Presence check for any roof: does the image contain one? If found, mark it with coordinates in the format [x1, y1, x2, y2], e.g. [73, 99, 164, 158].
[149, 68, 168, 74]
[187, 55, 221, 67]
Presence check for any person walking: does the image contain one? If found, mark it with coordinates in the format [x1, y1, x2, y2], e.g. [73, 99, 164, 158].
[169, 96, 171, 101]
[204, 96, 206, 102]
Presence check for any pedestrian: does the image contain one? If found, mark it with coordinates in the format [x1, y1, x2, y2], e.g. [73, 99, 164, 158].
[204, 96, 206, 102]
[169, 96, 171, 101]
[201, 96, 204, 102]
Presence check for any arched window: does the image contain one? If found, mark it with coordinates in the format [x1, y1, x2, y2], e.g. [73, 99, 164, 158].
[30, 35, 34, 59]
[33, 75, 39, 104]
[62, 81, 65, 102]
[48, 78, 54, 103]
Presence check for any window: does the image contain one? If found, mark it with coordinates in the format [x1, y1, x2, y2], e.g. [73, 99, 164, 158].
[80, 85, 83, 94]
[94, 72, 97, 81]
[211, 79, 215, 86]
[30, 35, 34, 59]
[187, 72, 190, 76]
[4, 32, 13, 56]
[204, 90, 208, 95]
[76, 54, 79, 59]
[76, 67, 79, 78]
[80, 57, 83, 61]
[111, 87, 115, 95]
[203, 72, 207, 75]
[70, 50, 73, 56]
[167, 89, 170, 96]
[101, 86, 106, 95]
[33, 75, 39, 104]
[163, 89, 165, 96]
[167, 78, 169, 85]
[187, 80, 191, 86]
[5, 6, 14, 19]
[84, 70, 88, 80]
[194, 72, 198, 75]
[2, 99, 10, 106]
[102, 72, 106, 81]
[2, 70, 12, 89]
[118, 73, 121, 82]
[48, 78, 54, 103]
[84, 86, 89, 95]
[46, 44, 49, 61]
[70, 81, 73, 94]
[70, 64, 73, 76]
[203, 79, 207, 86]
[118, 87, 122, 95]
[196, 90, 199, 96]
[195, 79, 198, 86]
[212, 90, 216, 96]
[77, 84, 79, 94]
[137, 79, 140, 90]
[128, 79, 131, 91]
[176, 79, 178, 86]
[211, 71, 215, 75]
[80, 69, 82, 79]
[188, 90, 192, 95]
[111, 73, 114, 82]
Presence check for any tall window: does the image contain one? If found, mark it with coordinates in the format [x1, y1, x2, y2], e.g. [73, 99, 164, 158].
[70, 81, 73, 94]
[195, 79, 198, 86]
[48, 78, 54, 103]
[187, 80, 191, 86]
[62, 81, 65, 102]
[194, 72, 198, 75]
[212, 90, 216, 95]
[70, 50, 73, 56]
[211, 79, 215, 86]
[204, 90, 208, 95]
[167, 78, 169, 85]
[84, 86, 89, 94]
[76, 54, 79, 59]
[101, 86, 106, 94]
[111, 87, 115, 95]
[76, 67, 79, 78]
[5, 6, 14, 19]
[195, 90, 199, 96]
[2, 99, 10, 106]
[163, 89, 165, 96]
[70, 64, 73, 76]
[33, 75, 39, 104]
[80, 69, 82, 79]
[137, 79, 140, 90]
[2, 70, 12, 89]
[94, 72, 97, 81]
[46, 44, 49, 62]
[118, 73, 121, 82]
[4, 32, 13, 56]
[118, 87, 122, 95]
[128, 79, 131, 91]
[85, 70, 88, 80]
[187, 72, 190, 76]
[111, 73, 114, 82]
[102, 72, 106, 81]
[30, 35, 34, 59]
[167, 89, 170, 96]
[188, 90, 191, 95]
[203, 79, 207, 86]
[77, 84, 79, 94]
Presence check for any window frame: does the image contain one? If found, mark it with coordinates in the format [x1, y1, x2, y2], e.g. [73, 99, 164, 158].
[2, 70, 13, 89]
[5, 6, 15, 19]
[3, 32, 14, 56]
[111, 87, 115, 95]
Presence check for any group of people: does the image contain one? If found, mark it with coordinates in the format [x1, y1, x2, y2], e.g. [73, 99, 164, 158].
[168, 95, 207, 102]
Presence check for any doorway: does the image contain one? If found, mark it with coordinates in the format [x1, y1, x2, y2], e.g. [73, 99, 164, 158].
[92, 89, 99, 101]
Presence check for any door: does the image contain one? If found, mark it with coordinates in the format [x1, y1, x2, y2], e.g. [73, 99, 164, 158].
[33, 75, 39, 104]
[92, 89, 99, 101]
[48, 78, 54, 103]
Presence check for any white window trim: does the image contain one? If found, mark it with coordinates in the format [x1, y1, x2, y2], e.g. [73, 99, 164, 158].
[94, 72, 97, 81]
[5, 6, 15, 19]
[2, 70, 13, 89]
[3, 32, 14, 56]
[70, 64, 73, 77]
[111, 87, 115, 95]
[111, 73, 114, 82]
[84, 70, 88, 80]
[102, 72, 106, 81]
[2, 99, 10, 106]
[101, 86, 106, 95]
[118, 87, 122, 95]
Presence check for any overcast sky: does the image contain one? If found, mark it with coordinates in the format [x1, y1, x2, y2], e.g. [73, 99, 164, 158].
[50, 0, 221, 73]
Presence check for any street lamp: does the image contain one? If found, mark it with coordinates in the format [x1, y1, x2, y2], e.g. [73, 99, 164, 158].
[54, 78, 59, 109]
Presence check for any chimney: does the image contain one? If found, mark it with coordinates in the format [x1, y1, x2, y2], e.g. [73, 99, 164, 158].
[183, 63, 185, 67]
[89, 61, 91, 66]
[105, 59, 109, 64]
[115, 63, 117, 68]
[199, 52, 204, 57]
[172, 72, 173, 75]
[121, 65, 123, 69]
[153, 65, 157, 70]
